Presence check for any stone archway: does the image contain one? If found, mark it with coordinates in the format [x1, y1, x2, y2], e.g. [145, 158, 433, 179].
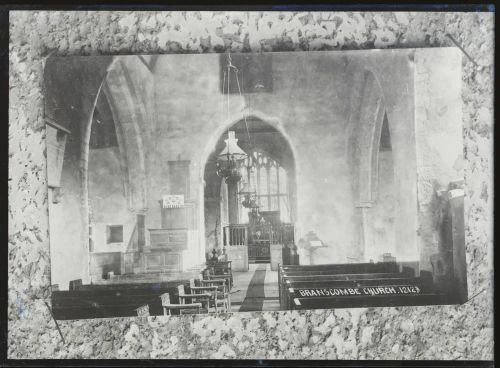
[82, 56, 151, 282]
[202, 114, 297, 264]
[365, 113, 397, 261]
[347, 68, 418, 263]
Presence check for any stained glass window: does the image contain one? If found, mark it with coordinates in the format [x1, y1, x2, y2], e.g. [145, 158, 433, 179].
[237, 151, 291, 223]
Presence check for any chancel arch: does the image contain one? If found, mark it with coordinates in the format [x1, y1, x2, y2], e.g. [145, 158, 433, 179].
[203, 115, 297, 264]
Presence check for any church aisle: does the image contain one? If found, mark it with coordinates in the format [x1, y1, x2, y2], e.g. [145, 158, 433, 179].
[262, 264, 280, 311]
[229, 263, 280, 312]
[239, 264, 267, 311]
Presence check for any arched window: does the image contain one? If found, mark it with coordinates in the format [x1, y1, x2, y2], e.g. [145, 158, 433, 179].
[89, 108, 118, 149]
[237, 151, 291, 223]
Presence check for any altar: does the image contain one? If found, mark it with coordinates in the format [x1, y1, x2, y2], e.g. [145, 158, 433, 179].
[223, 210, 295, 266]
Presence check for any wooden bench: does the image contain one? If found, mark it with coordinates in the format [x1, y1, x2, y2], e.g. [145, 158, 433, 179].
[291, 292, 450, 310]
[177, 285, 211, 313]
[282, 277, 435, 309]
[278, 262, 402, 293]
[279, 262, 401, 274]
[207, 262, 233, 286]
[206, 260, 232, 274]
[196, 275, 231, 311]
[277, 262, 448, 310]
[52, 281, 190, 319]
[190, 278, 230, 313]
[72, 280, 186, 291]
[202, 267, 233, 290]
[278, 263, 404, 308]
[278, 272, 405, 309]
[160, 293, 204, 316]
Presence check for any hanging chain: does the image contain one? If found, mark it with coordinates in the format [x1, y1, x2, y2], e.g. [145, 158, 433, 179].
[227, 52, 231, 137]
[234, 59, 253, 151]
[221, 51, 259, 206]
[221, 69, 226, 124]
[232, 52, 258, 200]
[215, 68, 227, 176]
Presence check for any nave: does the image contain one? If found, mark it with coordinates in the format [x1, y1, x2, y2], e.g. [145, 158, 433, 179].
[230, 264, 280, 312]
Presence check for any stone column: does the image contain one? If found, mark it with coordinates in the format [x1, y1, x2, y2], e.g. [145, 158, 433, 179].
[226, 245, 249, 271]
[137, 213, 145, 252]
[354, 202, 373, 262]
[227, 181, 239, 225]
[270, 243, 283, 271]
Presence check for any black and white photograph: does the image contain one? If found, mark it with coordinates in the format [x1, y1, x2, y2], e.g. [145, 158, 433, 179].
[45, 48, 468, 319]
[7, 7, 494, 362]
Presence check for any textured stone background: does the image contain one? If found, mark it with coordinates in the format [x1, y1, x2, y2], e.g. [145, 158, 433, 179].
[8, 11, 494, 359]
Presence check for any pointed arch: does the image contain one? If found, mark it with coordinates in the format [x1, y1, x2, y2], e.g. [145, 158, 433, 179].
[348, 69, 388, 206]
[201, 113, 298, 256]
[347, 66, 418, 263]
[101, 57, 149, 213]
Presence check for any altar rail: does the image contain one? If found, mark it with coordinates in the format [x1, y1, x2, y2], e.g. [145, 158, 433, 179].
[223, 224, 248, 246]
[223, 223, 294, 246]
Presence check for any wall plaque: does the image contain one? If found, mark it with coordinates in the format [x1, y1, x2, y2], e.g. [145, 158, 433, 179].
[162, 194, 184, 208]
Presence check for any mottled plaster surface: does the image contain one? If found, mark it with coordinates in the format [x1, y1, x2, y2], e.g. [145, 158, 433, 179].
[8, 11, 493, 359]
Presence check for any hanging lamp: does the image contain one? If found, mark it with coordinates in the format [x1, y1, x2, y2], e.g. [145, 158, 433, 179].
[238, 155, 259, 210]
[216, 131, 247, 183]
[215, 52, 249, 184]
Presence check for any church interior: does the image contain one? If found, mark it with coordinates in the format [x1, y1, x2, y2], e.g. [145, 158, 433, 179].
[44, 49, 468, 319]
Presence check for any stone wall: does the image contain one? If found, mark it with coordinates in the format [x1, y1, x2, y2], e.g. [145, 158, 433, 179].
[48, 49, 426, 279]
[43, 57, 113, 287]
[414, 47, 464, 272]
[152, 51, 360, 259]
[88, 147, 134, 254]
[8, 11, 493, 359]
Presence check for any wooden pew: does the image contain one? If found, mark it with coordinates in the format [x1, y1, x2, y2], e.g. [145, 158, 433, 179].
[291, 292, 451, 310]
[281, 269, 401, 276]
[52, 293, 164, 319]
[52, 281, 190, 320]
[202, 267, 233, 289]
[278, 263, 406, 308]
[279, 262, 400, 273]
[281, 272, 403, 282]
[283, 277, 435, 309]
[208, 262, 233, 287]
[276, 262, 447, 310]
[73, 280, 186, 291]
[278, 272, 404, 309]
[206, 260, 232, 274]
[278, 263, 403, 290]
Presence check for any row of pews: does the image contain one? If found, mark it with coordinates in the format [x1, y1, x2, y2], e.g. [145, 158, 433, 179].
[52, 261, 234, 320]
[278, 262, 451, 310]
[158, 261, 234, 316]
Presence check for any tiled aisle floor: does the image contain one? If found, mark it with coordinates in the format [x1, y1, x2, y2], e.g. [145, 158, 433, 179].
[230, 263, 280, 312]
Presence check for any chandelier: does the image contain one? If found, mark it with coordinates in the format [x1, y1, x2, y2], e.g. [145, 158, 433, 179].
[216, 131, 247, 183]
[238, 180, 259, 209]
[216, 52, 260, 214]
[237, 153, 258, 210]
[215, 52, 249, 184]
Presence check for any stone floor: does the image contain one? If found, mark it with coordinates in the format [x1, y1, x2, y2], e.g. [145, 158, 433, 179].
[229, 263, 280, 312]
